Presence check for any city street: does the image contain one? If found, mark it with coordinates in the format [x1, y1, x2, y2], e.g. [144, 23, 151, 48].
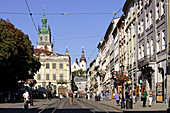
[0, 98, 122, 113]
[0, 97, 168, 113]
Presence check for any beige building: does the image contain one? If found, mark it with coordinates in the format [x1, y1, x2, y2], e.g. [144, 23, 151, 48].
[34, 9, 71, 97]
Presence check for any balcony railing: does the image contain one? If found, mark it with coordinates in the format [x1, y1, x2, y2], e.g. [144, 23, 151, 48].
[138, 55, 156, 67]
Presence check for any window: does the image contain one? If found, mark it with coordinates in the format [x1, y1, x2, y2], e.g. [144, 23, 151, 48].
[52, 63, 56, 69]
[53, 74, 56, 80]
[157, 33, 160, 52]
[162, 30, 166, 50]
[161, 0, 165, 15]
[133, 23, 136, 36]
[147, 41, 150, 55]
[141, 20, 144, 33]
[60, 74, 63, 80]
[46, 74, 49, 80]
[82, 64, 84, 67]
[59, 63, 63, 69]
[157, 33, 161, 40]
[149, 10, 153, 25]
[74, 66, 76, 69]
[146, 14, 149, 28]
[142, 45, 144, 57]
[46, 63, 49, 69]
[37, 74, 41, 80]
[40, 36, 43, 41]
[156, 3, 160, 20]
[138, 22, 141, 34]
[45, 36, 48, 41]
[151, 39, 154, 55]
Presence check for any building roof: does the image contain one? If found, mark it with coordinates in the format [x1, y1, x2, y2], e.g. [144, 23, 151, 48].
[34, 49, 64, 56]
[74, 77, 87, 82]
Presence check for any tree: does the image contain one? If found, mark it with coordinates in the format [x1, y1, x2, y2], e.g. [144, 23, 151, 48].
[0, 19, 41, 91]
[73, 82, 78, 92]
[72, 69, 86, 78]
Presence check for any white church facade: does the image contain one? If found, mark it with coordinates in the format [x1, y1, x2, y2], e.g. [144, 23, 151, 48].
[33, 9, 71, 97]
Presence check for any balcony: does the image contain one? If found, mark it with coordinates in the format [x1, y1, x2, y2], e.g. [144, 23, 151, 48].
[138, 55, 156, 68]
[57, 80, 67, 84]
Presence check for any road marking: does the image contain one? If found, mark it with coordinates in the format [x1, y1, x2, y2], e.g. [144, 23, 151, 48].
[38, 100, 59, 113]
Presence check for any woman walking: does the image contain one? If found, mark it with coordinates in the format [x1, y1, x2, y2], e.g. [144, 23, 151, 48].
[148, 90, 153, 107]
[115, 92, 120, 106]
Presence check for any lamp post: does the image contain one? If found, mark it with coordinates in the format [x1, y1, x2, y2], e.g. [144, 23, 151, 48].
[120, 64, 125, 109]
[28, 68, 34, 106]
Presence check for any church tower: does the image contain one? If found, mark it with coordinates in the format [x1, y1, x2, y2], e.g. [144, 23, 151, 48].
[37, 8, 53, 52]
[80, 46, 86, 71]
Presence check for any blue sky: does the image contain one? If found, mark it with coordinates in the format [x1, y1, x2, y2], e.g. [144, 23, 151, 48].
[0, 0, 126, 67]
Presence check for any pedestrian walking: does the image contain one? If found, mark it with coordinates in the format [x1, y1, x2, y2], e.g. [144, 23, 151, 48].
[106, 92, 109, 100]
[142, 89, 148, 108]
[100, 92, 103, 100]
[43, 93, 47, 101]
[68, 91, 73, 105]
[59, 93, 63, 102]
[103, 92, 106, 100]
[148, 89, 153, 107]
[115, 93, 120, 106]
[23, 90, 29, 110]
[132, 91, 136, 104]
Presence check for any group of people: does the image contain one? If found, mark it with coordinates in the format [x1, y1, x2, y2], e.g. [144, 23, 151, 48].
[100, 91, 111, 100]
[142, 89, 153, 108]
[114, 89, 153, 108]
[0, 91, 21, 103]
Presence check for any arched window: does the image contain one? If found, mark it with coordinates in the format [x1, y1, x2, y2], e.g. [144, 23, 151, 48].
[45, 36, 48, 41]
[40, 36, 43, 41]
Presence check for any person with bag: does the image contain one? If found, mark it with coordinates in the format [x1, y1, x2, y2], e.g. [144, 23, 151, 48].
[148, 89, 153, 107]
[142, 89, 148, 108]
[68, 91, 73, 105]
[23, 90, 29, 110]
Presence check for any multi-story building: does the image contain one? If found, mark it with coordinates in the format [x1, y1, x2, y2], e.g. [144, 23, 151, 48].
[123, 0, 138, 94]
[34, 9, 71, 97]
[74, 77, 87, 94]
[122, 0, 170, 103]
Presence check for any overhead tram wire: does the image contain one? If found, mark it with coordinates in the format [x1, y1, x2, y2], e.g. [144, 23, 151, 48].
[0, 12, 116, 16]
[25, 0, 38, 33]
[87, 47, 97, 64]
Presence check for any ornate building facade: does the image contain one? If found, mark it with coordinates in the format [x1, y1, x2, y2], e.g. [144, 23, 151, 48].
[34, 9, 71, 97]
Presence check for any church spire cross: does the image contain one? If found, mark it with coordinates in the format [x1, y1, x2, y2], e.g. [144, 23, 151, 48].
[41, 6, 47, 28]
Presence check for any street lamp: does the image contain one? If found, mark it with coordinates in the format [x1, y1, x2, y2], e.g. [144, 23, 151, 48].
[28, 68, 34, 106]
[120, 63, 125, 109]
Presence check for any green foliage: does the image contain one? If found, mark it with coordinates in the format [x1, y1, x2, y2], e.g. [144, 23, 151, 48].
[0, 19, 41, 91]
[93, 84, 98, 89]
[73, 82, 78, 91]
[72, 69, 86, 78]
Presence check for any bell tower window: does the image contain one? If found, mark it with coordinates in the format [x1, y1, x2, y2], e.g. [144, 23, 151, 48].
[40, 36, 43, 41]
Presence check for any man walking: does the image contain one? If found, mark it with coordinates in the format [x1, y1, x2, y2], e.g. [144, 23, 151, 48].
[68, 91, 73, 105]
[142, 89, 148, 108]
[23, 90, 29, 110]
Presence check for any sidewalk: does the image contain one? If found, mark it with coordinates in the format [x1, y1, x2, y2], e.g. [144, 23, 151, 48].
[88, 97, 168, 112]
[0, 98, 58, 112]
